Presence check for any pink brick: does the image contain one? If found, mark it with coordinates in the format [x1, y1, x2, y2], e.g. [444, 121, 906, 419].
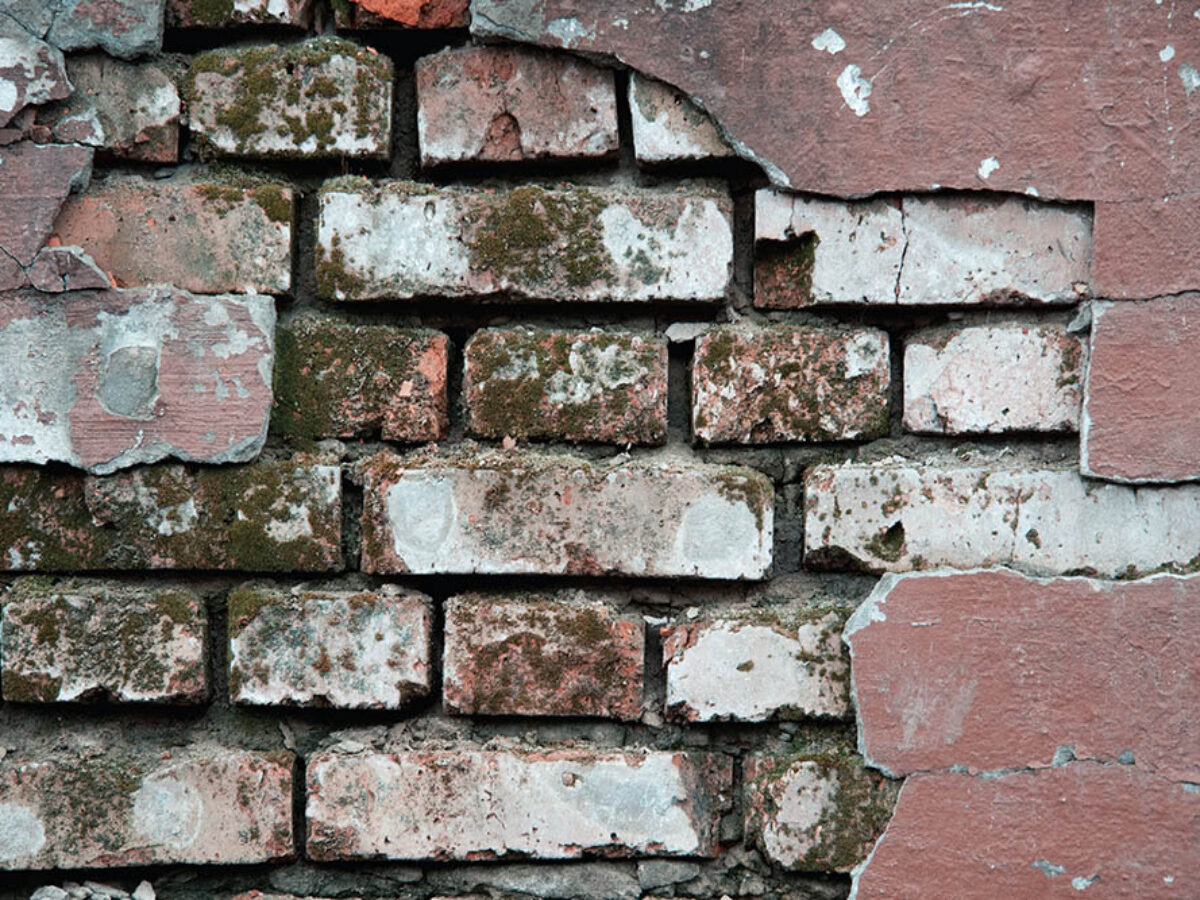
[52, 173, 293, 294]
[904, 324, 1083, 434]
[443, 592, 644, 720]
[846, 569, 1200, 780]
[1083, 296, 1200, 483]
[334, 0, 469, 28]
[417, 45, 617, 166]
[229, 585, 432, 709]
[0, 748, 293, 869]
[167, 0, 312, 27]
[306, 749, 731, 861]
[464, 328, 668, 445]
[692, 325, 890, 444]
[628, 73, 734, 164]
[1, 580, 207, 704]
[0, 142, 92, 266]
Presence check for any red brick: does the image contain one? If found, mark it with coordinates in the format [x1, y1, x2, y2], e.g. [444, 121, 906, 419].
[1, 580, 207, 704]
[1083, 296, 1200, 483]
[0, 142, 92, 266]
[274, 317, 449, 443]
[851, 766, 1200, 898]
[1094, 195, 1200, 299]
[463, 328, 667, 445]
[334, 0, 468, 28]
[0, 747, 293, 869]
[846, 570, 1200, 780]
[417, 45, 617, 166]
[692, 325, 890, 444]
[228, 584, 432, 709]
[167, 0, 312, 27]
[306, 749, 731, 861]
[443, 592, 644, 720]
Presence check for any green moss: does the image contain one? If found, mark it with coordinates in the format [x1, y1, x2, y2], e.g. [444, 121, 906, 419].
[865, 521, 906, 562]
[187, 0, 234, 25]
[315, 240, 368, 300]
[227, 586, 275, 636]
[715, 468, 773, 532]
[1, 669, 62, 702]
[250, 184, 293, 224]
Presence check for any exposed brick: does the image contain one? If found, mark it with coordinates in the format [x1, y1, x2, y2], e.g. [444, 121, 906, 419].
[0, 747, 292, 869]
[463, 328, 668, 445]
[804, 462, 1200, 578]
[754, 190, 1091, 307]
[228, 584, 432, 709]
[306, 749, 732, 860]
[1082, 296, 1200, 483]
[187, 38, 393, 159]
[52, 172, 294, 294]
[0, 142, 92, 266]
[0, 457, 342, 572]
[273, 317, 449, 443]
[0, 287, 275, 473]
[316, 181, 732, 302]
[1094, 195, 1200, 300]
[334, 0, 469, 28]
[1, 579, 207, 704]
[850, 765, 1200, 898]
[662, 607, 849, 722]
[36, 0, 166, 58]
[416, 45, 618, 166]
[628, 73, 734, 164]
[904, 324, 1083, 434]
[359, 450, 772, 579]
[691, 325, 890, 444]
[25, 245, 110, 292]
[167, 0, 312, 27]
[443, 592, 644, 720]
[0, 18, 71, 128]
[744, 753, 898, 872]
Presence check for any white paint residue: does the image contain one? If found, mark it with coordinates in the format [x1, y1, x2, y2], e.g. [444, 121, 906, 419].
[546, 16, 595, 48]
[837, 64, 873, 116]
[1072, 875, 1099, 891]
[1180, 62, 1200, 95]
[0, 78, 19, 116]
[811, 27, 846, 54]
[948, 1, 1003, 10]
[978, 156, 1000, 179]
[1161, 44, 1177, 62]
[1025, 186, 1040, 196]
[0, 804, 45, 862]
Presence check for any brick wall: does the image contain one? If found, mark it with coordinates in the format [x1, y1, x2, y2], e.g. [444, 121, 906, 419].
[1, 2, 1197, 899]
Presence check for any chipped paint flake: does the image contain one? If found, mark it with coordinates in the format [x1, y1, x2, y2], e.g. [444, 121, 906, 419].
[1161, 44, 1176, 62]
[837, 64, 872, 116]
[978, 155, 1000, 178]
[812, 27, 846, 54]
[1180, 62, 1200, 95]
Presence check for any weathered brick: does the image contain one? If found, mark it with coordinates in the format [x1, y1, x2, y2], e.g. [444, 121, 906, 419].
[36, 0, 166, 58]
[847, 569, 1200, 780]
[228, 584, 432, 709]
[359, 450, 772, 579]
[316, 180, 732, 302]
[463, 328, 668, 445]
[0, 747, 293, 869]
[851, 766, 1200, 898]
[1082, 296, 1200, 483]
[306, 749, 732, 860]
[416, 45, 617, 166]
[804, 462, 1200, 578]
[0, 18, 71, 128]
[1, 579, 207, 704]
[333, 0, 469, 28]
[628, 73, 733, 164]
[0, 457, 342, 572]
[24, 245, 110, 292]
[904, 324, 1083, 434]
[744, 753, 898, 872]
[273, 317, 449, 443]
[662, 607, 849, 722]
[443, 592, 644, 719]
[167, 0, 312, 27]
[754, 190, 1091, 307]
[0, 287, 275, 473]
[52, 172, 294, 294]
[187, 38, 393, 159]
[0, 142, 92, 266]
[691, 325, 890, 444]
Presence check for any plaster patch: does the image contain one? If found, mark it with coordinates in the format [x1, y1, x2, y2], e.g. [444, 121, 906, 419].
[0, 803, 45, 862]
[132, 774, 204, 850]
[386, 474, 456, 567]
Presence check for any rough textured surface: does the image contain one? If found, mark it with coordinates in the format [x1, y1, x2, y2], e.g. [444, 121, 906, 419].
[692, 325, 890, 444]
[662, 607, 849, 722]
[1094, 195, 1200, 299]
[0, 748, 292, 870]
[628, 73, 732, 164]
[851, 765, 1200, 898]
[0, 287, 275, 473]
[0, 457, 342, 572]
[903, 324, 1083, 434]
[38, 0, 166, 58]
[0, 142, 92, 266]
[316, 180, 733, 302]
[334, 0, 469, 29]
[360, 450, 773, 579]
[0, 16, 71, 128]
[187, 38, 393, 159]
[228, 585, 432, 709]
[443, 592, 644, 719]
[273, 317, 449, 443]
[24, 245, 110, 292]
[306, 749, 732, 860]
[1083, 297, 1200, 484]
[464, 328, 667, 445]
[52, 172, 293, 294]
[416, 45, 617, 165]
[166, 0, 312, 28]
[1, 579, 207, 704]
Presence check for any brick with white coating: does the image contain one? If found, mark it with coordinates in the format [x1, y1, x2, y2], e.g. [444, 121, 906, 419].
[805, 462, 1200, 577]
[628, 73, 733, 164]
[167, 0, 312, 27]
[359, 450, 772, 579]
[228, 584, 432, 709]
[903, 324, 1083, 434]
[316, 180, 732, 302]
[0, 18, 71, 128]
[416, 45, 617, 165]
[306, 749, 732, 860]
